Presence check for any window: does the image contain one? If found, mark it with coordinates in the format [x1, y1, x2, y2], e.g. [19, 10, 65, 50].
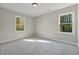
[58, 12, 74, 34]
[16, 16, 24, 31]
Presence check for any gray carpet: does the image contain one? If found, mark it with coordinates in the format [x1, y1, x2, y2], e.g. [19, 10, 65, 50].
[0, 38, 79, 55]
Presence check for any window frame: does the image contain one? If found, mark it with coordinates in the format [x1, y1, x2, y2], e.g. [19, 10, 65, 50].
[58, 12, 75, 34]
[15, 16, 25, 32]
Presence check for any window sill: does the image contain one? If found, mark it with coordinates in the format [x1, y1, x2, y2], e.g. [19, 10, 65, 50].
[58, 32, 75, 35]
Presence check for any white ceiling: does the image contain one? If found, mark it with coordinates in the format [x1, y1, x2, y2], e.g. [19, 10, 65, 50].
[0, 3, 76, 17]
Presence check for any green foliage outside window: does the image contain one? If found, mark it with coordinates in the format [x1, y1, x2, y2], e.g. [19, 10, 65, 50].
[60, 14, 72, 32]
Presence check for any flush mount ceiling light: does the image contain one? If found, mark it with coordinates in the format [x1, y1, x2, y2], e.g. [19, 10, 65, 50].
[32, 3, 38, 8]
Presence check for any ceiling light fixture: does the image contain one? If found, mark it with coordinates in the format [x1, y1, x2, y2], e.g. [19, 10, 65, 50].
[32, 3, 38, 8]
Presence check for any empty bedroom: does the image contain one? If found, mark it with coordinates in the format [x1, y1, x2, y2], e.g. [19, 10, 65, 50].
[0, 3, 79, 55]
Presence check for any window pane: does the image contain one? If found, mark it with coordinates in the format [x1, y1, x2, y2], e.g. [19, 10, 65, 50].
[60, 24, 72, 32]
[69, 14, 72, 23]
[60, 14, 72, 23]
[60, 16, 64, 23]
[16, 24, 24, 31]
[16, 16, 24, 31]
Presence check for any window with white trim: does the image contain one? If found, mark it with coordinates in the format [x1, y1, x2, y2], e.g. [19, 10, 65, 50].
[58, 12, 74, 34]
[16, 16, 24, 31]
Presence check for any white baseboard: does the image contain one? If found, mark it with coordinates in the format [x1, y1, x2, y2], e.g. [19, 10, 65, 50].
[0, 38, 20, 44]
[36, 36, 78, 47]
[0, 36, 32, 44]
[0, 36, 78, 47]
[52, 38, 77, 46]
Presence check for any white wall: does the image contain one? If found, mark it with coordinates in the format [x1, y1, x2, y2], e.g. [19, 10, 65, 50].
[0, 4, 78, 45]
[0, 7, 34, 42]
[77, 3, 79, 47]
[35, 4, 78, 44]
